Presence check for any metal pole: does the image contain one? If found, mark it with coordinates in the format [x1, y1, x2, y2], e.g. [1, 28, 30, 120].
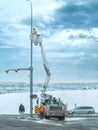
[27, 0, 33, 117]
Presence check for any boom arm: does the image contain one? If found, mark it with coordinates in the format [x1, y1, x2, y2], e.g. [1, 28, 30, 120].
[30, 33, 51, 95]
[30, 31, 66, 106]
[39, 42, 51, 95]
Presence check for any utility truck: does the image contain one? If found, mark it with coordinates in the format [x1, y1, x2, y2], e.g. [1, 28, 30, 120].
[30, 29, 67, 120]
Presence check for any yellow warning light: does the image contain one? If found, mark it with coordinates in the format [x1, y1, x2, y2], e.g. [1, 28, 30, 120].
[34, 105, 39, 114]
[5, 69, 9, 73]
[15, 69, 19, 73]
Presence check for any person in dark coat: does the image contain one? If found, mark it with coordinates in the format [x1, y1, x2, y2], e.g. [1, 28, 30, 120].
[19, 103, 25, 118]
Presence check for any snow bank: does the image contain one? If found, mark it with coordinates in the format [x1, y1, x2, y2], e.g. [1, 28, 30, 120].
[0, 89, 98, 114]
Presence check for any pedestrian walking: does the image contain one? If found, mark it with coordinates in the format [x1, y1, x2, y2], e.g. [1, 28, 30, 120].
[19, 103, 25, 119]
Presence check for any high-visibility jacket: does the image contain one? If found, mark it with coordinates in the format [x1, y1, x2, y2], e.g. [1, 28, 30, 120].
[39, 106, 45, 114]
[32, 28, 37, 34]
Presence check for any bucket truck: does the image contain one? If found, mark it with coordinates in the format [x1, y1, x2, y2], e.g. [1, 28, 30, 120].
[30, 30, 67, 120]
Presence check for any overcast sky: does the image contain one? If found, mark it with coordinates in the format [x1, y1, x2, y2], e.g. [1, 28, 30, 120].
[0, 0, 98, 83]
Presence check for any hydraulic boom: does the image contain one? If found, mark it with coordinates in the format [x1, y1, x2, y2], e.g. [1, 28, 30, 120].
[30, 31, 51, 97]
[30, 29, 67, 120]
[39, 42, 51, 95]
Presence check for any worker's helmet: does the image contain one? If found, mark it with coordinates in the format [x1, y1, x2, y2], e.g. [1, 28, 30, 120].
[33, 28, 36, 30]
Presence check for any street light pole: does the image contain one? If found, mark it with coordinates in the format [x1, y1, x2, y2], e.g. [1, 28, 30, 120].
[27, 0, 33, 117]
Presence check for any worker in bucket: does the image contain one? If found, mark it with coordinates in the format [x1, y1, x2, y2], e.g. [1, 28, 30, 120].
[39, 104, 45, 119]
[32, 28, 37, 34]
[19, 103, 25, 119]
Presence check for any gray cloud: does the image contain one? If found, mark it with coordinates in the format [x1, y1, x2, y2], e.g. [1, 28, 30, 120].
[18, 0, 98, 81]
[52, 0, 98, 29]
[21, 0, 98, 35]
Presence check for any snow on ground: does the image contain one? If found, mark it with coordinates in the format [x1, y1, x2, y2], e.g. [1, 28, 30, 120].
[0, 89, 98, 114]
[47, 89, 98, 111]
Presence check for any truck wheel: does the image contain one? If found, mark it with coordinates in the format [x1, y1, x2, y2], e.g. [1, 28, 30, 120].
[58, 117, 65, 121]
[45, 116, 50, 119]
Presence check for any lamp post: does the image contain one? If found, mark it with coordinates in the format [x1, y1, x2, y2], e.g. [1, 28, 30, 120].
[27, 0, 33, 117]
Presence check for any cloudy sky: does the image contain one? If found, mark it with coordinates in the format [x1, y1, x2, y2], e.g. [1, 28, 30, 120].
[0, 0, 98, 83]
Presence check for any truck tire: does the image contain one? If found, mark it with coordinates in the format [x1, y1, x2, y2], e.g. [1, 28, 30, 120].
[58, 116, 65, 121]
[45, 115, 50, 119]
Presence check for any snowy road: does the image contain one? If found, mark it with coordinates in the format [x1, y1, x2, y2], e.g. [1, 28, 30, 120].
[0, 116, 98, 130]
[0, 118, 63, 130]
